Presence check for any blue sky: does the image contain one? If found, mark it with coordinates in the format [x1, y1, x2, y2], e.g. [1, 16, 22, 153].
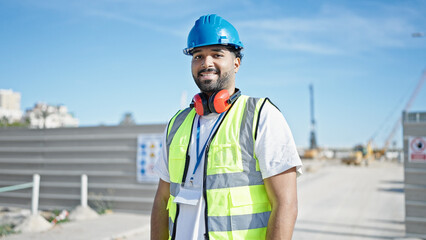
[1, 0, 425, 148]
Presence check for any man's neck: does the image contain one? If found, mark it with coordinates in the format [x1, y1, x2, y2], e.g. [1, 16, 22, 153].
[203, 88, 235, 98]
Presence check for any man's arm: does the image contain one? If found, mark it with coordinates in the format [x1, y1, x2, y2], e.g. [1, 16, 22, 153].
[264, 167, 298, 240]
[151, 179, 170, 240]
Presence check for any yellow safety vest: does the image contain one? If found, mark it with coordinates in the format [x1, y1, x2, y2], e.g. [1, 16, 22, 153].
[166, 95, 271, 240]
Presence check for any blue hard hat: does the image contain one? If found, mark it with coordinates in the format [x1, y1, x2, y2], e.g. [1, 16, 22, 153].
[183, 14, 244, 55]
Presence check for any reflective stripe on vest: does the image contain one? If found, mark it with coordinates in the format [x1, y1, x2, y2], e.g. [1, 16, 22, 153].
[166, 107, 196, 239]
[166, 96, 271, 240]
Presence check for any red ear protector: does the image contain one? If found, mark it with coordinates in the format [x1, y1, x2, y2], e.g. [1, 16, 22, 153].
[191, 89, 241, 116]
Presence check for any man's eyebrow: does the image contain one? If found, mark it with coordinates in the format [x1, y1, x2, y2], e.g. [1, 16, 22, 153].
[191, 49, 201, 54]
[211, 48, 225, 52]
[191, 48, 226, 55]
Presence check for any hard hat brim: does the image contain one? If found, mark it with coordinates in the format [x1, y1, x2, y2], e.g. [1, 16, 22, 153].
[183, 43, 243, 56]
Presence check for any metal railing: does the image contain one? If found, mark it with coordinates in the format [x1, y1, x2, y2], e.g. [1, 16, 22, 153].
[0, 174, 90, 213]
[0, 174, 40, 215]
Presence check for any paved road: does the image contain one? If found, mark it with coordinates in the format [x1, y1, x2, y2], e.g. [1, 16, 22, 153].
[294, 160, 405, 240]
[3, 213, 150, 240]
[126, 160, 405, 240]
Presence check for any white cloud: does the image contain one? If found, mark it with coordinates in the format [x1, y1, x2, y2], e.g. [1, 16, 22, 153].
[9, 0, 423, 55]
[235, 5, 419, 55]
[86, 10, 186, 38]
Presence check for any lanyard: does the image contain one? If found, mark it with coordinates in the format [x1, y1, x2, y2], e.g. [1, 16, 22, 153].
[190, 113, 225, 183]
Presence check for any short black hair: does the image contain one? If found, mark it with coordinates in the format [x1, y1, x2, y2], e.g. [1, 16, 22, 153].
[225, 45, 244, 61]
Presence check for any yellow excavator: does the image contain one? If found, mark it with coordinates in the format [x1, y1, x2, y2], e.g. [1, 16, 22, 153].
[342, 141, 374, 166]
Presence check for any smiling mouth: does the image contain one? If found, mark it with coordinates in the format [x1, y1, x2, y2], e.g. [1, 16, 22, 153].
[198, 68, 218, 76]
[198, 69, 218, 81]
[200, 72, 216, 77]
[199, 74, 217, 82]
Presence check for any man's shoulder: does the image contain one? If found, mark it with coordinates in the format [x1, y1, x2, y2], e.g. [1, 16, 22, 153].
[168, 107, 194, 121]
[166, 107, 195, 133]
[243, 95, 280, 112]
[262, 98, 280, 112]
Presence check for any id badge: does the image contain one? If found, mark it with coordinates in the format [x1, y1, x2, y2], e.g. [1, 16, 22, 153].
[173, 185, 201, 205]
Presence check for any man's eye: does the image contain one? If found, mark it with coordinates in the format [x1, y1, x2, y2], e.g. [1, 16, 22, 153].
[214, 54, 223, 58]
[193, 55, 201, 60]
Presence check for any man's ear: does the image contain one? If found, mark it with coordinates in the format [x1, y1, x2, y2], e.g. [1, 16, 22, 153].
[234, 57, 241, 73]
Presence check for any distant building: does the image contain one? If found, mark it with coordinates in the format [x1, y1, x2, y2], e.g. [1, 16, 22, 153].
[0, 89, 23, 123]
[25, 103, 79, 128]
[119, 112, 136, 126]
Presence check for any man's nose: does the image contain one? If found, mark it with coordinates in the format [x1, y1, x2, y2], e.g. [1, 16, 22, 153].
[201, 56, 214, 68]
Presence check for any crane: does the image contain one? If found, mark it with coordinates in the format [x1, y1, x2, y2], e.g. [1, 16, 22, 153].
[380, 70, 426, 156]
[303, 84, 319, 159]
[309, 84, 318, 150]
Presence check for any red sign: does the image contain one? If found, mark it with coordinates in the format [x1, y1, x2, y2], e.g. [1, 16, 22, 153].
[409, 137, 426, 162]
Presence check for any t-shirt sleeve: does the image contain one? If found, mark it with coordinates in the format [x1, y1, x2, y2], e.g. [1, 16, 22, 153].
[255, 100, 303, 179]
[153, 127, 171, 183]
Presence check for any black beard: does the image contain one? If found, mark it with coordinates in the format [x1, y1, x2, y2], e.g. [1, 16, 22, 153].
[193, 68, 232, 93]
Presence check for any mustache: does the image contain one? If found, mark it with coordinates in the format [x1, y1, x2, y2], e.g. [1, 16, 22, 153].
[198, 68, 219, 76]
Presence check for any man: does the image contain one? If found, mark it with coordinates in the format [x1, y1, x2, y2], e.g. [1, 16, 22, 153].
[151, 14, 302, 240]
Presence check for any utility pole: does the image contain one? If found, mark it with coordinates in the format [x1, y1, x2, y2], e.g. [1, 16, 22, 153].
[309, 84, 317, 149]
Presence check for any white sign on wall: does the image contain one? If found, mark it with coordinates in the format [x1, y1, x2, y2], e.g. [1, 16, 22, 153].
[409, 136, 426, 162]
[136, 134, 162, 182]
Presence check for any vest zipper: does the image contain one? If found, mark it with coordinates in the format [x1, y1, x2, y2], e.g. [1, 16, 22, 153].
[202, 107, 234, 240]
[171, 117, 195, 240]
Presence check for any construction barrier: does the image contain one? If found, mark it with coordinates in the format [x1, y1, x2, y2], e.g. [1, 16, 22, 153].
[0, 124, 165, 213]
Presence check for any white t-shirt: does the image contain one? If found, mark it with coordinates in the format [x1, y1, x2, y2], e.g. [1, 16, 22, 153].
[154, 100, 303, 240]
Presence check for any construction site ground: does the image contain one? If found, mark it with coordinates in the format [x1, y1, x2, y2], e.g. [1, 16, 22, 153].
[3, 159, 416, 240]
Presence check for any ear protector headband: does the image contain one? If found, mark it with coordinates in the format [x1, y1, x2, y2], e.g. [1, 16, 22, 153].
[191, 89, 241, 116]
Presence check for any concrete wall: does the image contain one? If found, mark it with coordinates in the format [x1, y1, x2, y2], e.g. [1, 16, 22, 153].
[0, 124, 166, 214]
[403, 111, 426, 239]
